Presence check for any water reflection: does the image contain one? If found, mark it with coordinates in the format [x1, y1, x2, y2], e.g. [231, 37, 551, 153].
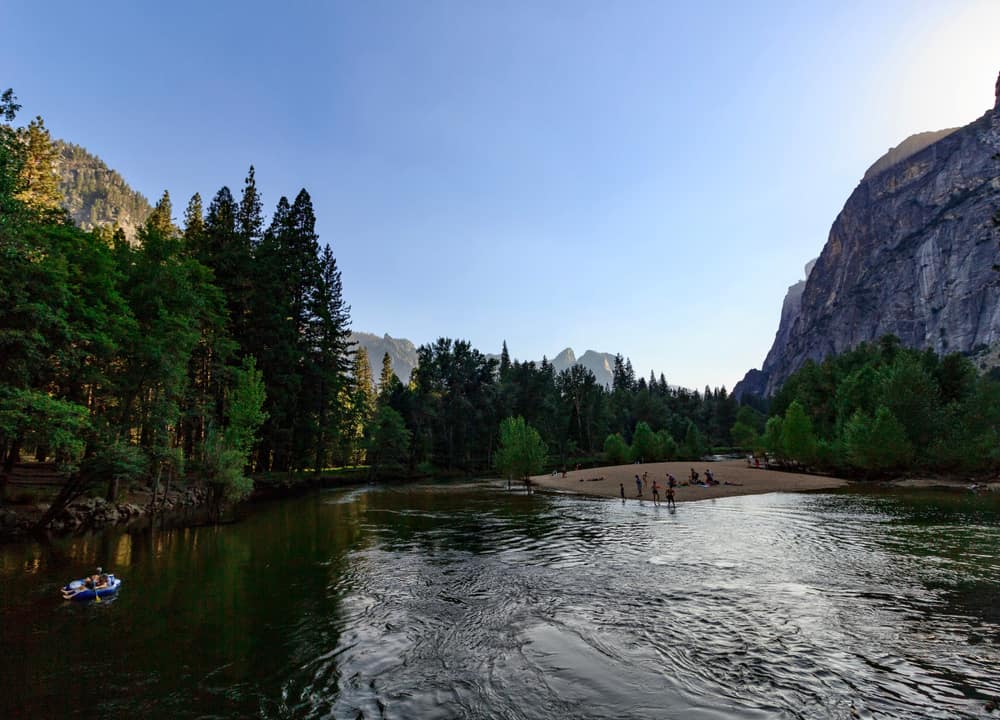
[1, 483, 998, 719]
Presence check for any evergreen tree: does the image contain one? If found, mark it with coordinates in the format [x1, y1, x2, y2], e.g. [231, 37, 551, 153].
[146, 190, 176, 237]
[378, 351, 399, 403]
[307, 243, 354, 470]
[499, 340, 511, 380]
[348, 347, 376, 463]
[237, 165, 263, 247]
[15, 116, 62, 214]
[182, 193, 204, 251]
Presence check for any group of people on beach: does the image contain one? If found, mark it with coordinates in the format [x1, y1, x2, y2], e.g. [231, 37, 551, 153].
[621, 472, 676, 508]
[689, 467, 718, 487]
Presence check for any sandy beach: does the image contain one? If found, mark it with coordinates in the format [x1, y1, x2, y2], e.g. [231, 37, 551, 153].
[529, 459, 847, 502]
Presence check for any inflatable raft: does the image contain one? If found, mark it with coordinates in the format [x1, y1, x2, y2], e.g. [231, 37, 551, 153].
[61, 574, 121, 601]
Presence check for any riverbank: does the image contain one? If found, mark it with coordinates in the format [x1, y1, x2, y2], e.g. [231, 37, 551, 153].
[0, 467, 380, 541]
[529, 459, 848, 501]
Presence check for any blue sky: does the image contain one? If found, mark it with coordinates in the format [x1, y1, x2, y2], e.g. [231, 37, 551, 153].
[4, 1, 998, 390]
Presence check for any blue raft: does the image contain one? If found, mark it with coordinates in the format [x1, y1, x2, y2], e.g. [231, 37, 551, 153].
[61, 574, 121, 601]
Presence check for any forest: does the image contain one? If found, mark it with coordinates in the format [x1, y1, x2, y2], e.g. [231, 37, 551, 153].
[749, 336, 1000, 476]
[3, 86, 997, 526]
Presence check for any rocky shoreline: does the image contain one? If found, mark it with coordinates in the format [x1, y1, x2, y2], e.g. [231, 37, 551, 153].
[0, 486, 211, 540]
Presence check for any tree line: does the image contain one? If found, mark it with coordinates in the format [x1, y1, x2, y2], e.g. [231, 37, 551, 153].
[374, 338, 743, 474]
[743, 336, 1000, 476]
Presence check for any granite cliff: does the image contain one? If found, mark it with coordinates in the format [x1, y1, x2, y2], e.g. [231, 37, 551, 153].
[55, 140, 152, 240]
[351, 332, 420, 385]
[735, 73, 1000, 399]
[353, 333, 618, 388]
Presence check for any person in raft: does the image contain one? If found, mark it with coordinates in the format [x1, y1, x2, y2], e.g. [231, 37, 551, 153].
[635, 474, 643, 497]
[705, 468, 717, 485]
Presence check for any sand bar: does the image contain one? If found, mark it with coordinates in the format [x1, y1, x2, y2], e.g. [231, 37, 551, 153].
[529, 459, 847, 502]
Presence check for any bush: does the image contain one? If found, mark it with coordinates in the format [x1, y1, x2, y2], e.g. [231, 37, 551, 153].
[603, 433, 630, 465]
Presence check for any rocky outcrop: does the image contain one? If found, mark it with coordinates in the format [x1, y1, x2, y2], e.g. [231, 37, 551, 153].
[736, 76, 1000, 399]
[357, 332, 619, 388]
[55, 140, 152, 242]
[352, 332, 420, 386]
[573, 350, 616, 388]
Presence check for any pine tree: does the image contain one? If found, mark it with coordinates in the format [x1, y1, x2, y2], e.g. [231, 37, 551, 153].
[236, 165, 263, 248]
[306, 243, 353, 471]
[499, 340, 511, 379]
[204, 185, 254, 355]
[145, 190, 176, 237]
[349, 348, 376, 463]
[15, 116, 62, 214]
[182, 193, 204, 252]
[378, 351, 396, 401]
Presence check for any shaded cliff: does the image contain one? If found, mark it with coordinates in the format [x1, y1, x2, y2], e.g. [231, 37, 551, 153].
[736, 77, 1000, 399]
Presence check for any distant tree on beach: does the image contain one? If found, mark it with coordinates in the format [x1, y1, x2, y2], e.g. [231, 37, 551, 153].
[495, 416, 546, 482]
[603, 433, 630, 465]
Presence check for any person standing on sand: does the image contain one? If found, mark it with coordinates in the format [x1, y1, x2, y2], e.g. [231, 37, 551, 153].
[635, 474, 643, 497]
[642, 471, 648, 491]
[652, 478, 660, 506]
[620, 483, 625, 500]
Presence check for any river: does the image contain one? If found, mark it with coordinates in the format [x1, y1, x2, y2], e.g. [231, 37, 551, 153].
[1, 482, 998, 719]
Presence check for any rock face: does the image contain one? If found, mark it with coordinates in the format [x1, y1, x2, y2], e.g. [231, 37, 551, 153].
[355, 332, 619, 388]
[735, 78, 1000, 399]
[548, 348, 616, 387]
[352, 332, 420, 386]
[55, 141, 152, 241]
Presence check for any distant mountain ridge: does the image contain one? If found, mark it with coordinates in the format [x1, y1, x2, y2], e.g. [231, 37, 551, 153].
[55, 140, 152, 241]
[352, 332, 618, 388]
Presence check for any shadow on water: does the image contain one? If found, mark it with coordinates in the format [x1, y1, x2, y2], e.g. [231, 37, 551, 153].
[1, 481, 999, 718]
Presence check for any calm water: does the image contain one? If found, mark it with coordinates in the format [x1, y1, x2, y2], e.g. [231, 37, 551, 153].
[1, 483, 999, 719]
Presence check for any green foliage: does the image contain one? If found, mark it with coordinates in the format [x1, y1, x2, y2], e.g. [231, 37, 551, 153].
[0, 388, 90, 470]
[630, 421, 657, 462]
[680, 420, 707, 459]
[767, 337, 1000, 476]
[762, 416, 784, 458]
[844, 406, 913, 473]
[494, 416, 547, 480]
[603, 433, 630, 465]
[82, 439, 147, 488]
[655, 429, 678, 460]
[365, 405, 411, 475]
[225, 357, 268, 458]
[16, 117, 62, 214]
[729, 421, 758, 451]
[782, 400, 817, 465]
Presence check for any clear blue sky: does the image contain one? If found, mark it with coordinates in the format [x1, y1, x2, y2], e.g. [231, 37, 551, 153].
[4, 1, 998, 390]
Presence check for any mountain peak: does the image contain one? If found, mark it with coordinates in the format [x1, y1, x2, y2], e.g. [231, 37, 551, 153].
[995, 69, 1000, 110]
[552, 347, 576, 365]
